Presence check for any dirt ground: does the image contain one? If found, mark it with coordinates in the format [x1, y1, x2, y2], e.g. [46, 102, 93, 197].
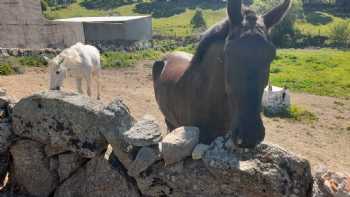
[0, 62, 349, 173]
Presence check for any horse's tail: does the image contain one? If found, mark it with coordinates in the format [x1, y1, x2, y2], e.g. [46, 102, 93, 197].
[152, 60, 165, 82]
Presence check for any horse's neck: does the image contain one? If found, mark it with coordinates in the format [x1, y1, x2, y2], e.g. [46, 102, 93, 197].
[190, 19, 229, 67]
[182, 40, 226, 91]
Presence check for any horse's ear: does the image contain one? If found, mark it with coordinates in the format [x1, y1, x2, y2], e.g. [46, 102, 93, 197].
[263, 0, 292, 30]
[227, 0, 243, 26]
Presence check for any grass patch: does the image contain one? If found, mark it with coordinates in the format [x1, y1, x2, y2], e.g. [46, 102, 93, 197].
[0, 62, 14, 75]
[296, 11, 350, 37]
[264, 105, 318, 123]
[43, 1, 350, 39]
[287, 105, 318, 123]
[270, 49, 350, 99]
[18, 56, 47, 67]
[102, 49, 162, 68]
[0, 56, 48, 75]
[43, 1, 226, 37]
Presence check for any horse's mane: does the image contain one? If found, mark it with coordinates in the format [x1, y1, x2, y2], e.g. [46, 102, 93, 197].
[190, 18, 230, 66]
[190, 6, 254, 66]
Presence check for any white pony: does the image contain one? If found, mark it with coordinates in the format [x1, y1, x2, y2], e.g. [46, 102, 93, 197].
[47, 42, 101, 100]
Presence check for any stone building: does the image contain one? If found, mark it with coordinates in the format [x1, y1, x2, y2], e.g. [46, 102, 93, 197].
[0, 0, 152, 49]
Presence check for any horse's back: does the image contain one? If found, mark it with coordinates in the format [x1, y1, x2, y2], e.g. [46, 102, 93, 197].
[157, 51, 193, 83]
[71, 43, 101, 69]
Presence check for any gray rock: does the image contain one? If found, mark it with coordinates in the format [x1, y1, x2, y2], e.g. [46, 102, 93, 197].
[54, 153, 140, 197]
[135, 139, 313, 197]
[100, 99, 135, 167]
[0, 151, 9, 186]
[122, 115, 162, 147]
[44, 145, 68, 157]
[0, 123, 13, 153]
[202, 137, 239, 170]
[0, 96, 15, 122]
[192, 144, 210, 160]
[313, 166, 350, 197]
[58, 153, 87, 182]
[0, 89, 6, 97]
[12, 91, 133, 158]
[0, 192, 29, 197]
[160, 126, 199, 165]
[10, 140, 58, 197]
[128, 146, 160, 177]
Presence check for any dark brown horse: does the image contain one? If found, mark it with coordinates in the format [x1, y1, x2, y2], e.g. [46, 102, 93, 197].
[153, 0, 291, 148]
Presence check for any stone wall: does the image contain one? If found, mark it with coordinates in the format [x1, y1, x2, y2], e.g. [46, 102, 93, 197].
[0, 90, 348, 197]
[0, 0, 152, 51]
[0, 0, 85, 49]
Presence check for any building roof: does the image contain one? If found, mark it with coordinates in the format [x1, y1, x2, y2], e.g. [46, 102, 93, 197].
[55, 16, 150, 23]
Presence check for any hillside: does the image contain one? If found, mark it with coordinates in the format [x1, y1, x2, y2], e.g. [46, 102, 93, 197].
[44, 0, 350, 40]
[36, 1, 350, 98]
[44, 0, 227, 37]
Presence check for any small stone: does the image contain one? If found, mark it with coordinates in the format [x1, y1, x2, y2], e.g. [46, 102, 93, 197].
[160, 126, 199, 165]
[122, 115, 162, 147]
[192, 144, 209, 160]
[127, 146, 160, 177]
[314, 166, 350, 197]
[0, 96, 12, 109]
[0, 89, 6, 97]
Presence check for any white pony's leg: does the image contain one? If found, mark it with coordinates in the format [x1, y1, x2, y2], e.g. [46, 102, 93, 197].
[96, 70, 101, 100]
[86, 74, 93, 97]
[76, 78, 83, 94]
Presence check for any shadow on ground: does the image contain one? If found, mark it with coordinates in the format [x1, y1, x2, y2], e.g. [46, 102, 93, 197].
[305, 11, 333, 25]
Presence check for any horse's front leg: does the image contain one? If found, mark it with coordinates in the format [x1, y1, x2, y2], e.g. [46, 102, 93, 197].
[95, 71, 101, 100]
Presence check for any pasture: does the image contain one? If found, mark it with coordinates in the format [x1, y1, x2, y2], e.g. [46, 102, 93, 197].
[0, 0, 348, 173]
[0, 54, 349, 172]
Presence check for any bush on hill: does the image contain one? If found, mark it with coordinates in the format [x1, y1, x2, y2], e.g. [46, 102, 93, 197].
[329, 21, 350, 47]
[191, 9, 207, 31]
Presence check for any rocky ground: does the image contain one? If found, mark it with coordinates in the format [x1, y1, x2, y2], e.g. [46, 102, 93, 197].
[0, 62, 349, 173]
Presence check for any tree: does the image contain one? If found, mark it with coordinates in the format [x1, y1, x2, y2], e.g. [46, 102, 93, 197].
[191, 9, 207, 31]
[252, 0, 304, 47]
[329, 21, 350, 47]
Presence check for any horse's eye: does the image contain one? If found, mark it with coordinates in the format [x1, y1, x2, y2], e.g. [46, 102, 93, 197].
[56, 71, 60, 75]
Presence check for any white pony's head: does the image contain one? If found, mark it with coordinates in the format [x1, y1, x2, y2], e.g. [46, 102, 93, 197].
[48, 55, 66, 90]
[46, 48, 81, 90]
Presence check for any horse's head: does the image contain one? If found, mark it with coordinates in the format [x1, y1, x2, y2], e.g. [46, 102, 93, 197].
[48, 56, 67, 91]
[224, 0, 291, 148]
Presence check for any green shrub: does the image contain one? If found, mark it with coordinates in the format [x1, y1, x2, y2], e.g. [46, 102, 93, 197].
[270, 67, 282, 73]
[288, 105, 318, 123]
[102, 49, 162, 68]
[264, 104, 318, 123]
[329, 21, 350, 47]
[41, 0, 48, 11]
[18, 56, 47, 67]
[191, 9, 207, 30]
[0, 63, 14, 75]
[253, 0, 304, 48]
